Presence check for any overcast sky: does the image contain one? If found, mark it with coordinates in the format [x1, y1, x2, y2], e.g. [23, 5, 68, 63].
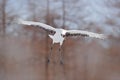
[5, 0, 120, 36]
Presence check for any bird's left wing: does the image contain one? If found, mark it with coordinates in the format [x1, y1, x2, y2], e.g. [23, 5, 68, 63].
[65, 30, 106, 39]
[17, 19, 56, 34]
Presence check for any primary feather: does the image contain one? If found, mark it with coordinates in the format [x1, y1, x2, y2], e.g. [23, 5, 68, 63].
[66, 30, 106, 39]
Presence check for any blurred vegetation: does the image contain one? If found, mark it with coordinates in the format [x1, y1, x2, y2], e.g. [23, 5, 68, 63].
[0, 0, 120, 80]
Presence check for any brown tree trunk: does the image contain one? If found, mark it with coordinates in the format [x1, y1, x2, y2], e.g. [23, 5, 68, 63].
[1, 0, 6, 37]
[45, 0, 50, 80]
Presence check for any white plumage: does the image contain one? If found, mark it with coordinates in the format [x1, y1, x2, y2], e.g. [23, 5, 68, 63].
[18, 19, 106, 46]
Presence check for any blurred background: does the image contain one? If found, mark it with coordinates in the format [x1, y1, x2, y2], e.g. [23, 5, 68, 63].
[0, 0, 120, 80]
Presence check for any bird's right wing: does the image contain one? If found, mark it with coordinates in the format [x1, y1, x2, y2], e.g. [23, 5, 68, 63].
[17, 19, 56, 34]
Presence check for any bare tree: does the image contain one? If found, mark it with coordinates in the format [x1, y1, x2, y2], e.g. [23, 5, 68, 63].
[0, 0, 7, 36]
[45, 0, 50, 58]
[45, 0, 50, 80]
[62, 0, 66, 29]
[27, 0, 38, 41]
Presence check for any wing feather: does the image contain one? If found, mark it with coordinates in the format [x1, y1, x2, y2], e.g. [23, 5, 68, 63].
[66, 30, 106, 39]
[17, 19, 56, 34]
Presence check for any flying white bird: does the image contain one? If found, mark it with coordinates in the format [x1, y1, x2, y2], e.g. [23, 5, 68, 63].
[17, 19, 106, 64]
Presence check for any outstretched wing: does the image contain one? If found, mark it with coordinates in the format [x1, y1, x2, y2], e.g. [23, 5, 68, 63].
[65, 30, 106, 39]
[17, 19, 56, 34]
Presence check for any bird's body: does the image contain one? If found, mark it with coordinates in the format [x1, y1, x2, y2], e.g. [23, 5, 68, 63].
[17, 19, 106, 64]
[49, 29, 66, 46]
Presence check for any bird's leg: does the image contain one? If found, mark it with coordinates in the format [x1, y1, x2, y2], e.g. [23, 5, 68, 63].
[59, 46, 64, 64]
[47, 44, 53, 63]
